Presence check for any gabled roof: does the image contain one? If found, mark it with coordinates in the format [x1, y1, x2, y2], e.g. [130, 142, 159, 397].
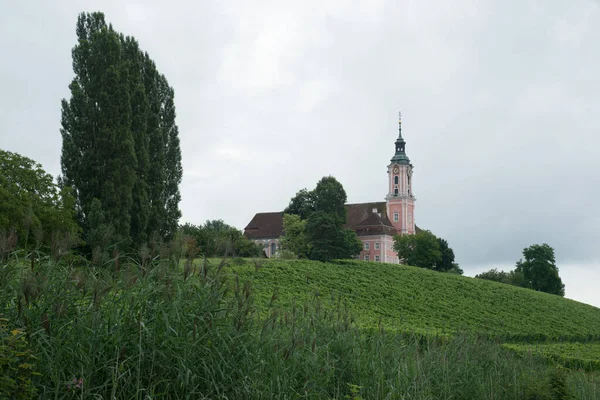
[243, 212, 284, 239]
[346, 202, 396, 237]
[356, 212, 393, 227]
[244, 202, 403, 240]
[345, 202, 391, 229]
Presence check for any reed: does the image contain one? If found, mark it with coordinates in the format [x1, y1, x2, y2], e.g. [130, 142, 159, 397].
[0, 252, 597, 399]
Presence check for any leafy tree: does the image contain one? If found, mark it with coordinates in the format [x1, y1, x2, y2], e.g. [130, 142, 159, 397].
[305, 212, 362, 262]
[281, 214, 309, 258]
[147, 73, 182, 241]
[124, 37, 150, 248]
[304, 212, 340, 262]
[61, 12, 136, 249]
[0, 150, 80, 250]
[448, 263, 464, 275]
[312, 176, 347, 222]
[393, 230, 441, 269]
[180, 220, 261, 258]
[434, 238, 456, 272]
[515, 244, 565, 296]
[284, 176, 347, 222]
[284, 176, 360, 261]
[60, 12, 182, 252]
[284, 189, 314, 220]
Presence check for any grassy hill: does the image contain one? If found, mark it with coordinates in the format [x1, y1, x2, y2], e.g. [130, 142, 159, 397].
[3, 254, 599, 398]
[227, 258, 600, 342]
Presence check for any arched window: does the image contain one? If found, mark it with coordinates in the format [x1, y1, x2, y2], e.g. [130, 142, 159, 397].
[394, 187, 398, 195]
[270, 242, 277, 257]
[394, 176, 399, 185]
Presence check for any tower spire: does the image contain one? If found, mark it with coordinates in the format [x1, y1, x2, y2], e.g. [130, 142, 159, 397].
[391, 110, 410, 165]
[398, 110, 403, 139]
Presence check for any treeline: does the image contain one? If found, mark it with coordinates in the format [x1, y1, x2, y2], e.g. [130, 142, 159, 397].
[180, 220, 262, 258]
[475, 244, 565, 296]
[60, 12, 182, 254]
[0, 150, 80, 257]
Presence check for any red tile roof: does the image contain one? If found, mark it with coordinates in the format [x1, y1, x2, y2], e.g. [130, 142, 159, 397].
[243, 212, 284, 239]
[244, 202, 409, 239]
[346, 202, 396, 236]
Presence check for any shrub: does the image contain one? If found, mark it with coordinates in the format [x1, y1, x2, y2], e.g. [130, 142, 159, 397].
[0, 319, 37, 399]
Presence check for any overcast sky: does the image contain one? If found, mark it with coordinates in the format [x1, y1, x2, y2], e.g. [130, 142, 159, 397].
[1, 1, 599, 306]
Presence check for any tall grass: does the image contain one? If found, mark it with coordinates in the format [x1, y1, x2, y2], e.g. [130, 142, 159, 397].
[1, 252, 598, 399]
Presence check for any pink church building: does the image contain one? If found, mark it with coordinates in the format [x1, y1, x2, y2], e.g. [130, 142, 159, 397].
[244, 114, 417, 263]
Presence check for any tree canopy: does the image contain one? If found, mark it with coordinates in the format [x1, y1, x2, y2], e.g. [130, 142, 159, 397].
[393, 230, 441, 269]
[475, 268, 525, 287]
[60, 12, 182, 253]
[393, 230, 462, 273]
[0, 149, 80, 252]
[475, 244, 564, 296]
[516, 244, 565, 296]
[180, 220, 262, 258]
[283, 176, 361, 262]
[280, 214, 309, 258]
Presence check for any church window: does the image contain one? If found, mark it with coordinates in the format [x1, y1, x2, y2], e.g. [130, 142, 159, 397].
[364, 242, 370, 251]
[270, 242, 276, 256]
[394, 176, 399, 185]
[365, 255, 370, 261]
[375, 242, 380, 250]
[393, 212, 399, 222]
[375, 255, 380, 262]
[394, 187, 398, 195]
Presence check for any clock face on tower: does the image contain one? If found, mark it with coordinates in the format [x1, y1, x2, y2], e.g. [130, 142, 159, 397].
[393, 167, 399, 174]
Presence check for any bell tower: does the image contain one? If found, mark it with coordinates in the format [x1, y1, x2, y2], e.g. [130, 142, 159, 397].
[386, 112, 416, 235]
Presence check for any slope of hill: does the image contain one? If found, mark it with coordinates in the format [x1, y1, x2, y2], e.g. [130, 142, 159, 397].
[228, 258, 600, 341]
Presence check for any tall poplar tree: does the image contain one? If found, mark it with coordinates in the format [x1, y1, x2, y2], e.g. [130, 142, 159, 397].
[123, 37, 150, 247]
[60, 12, 182, 251]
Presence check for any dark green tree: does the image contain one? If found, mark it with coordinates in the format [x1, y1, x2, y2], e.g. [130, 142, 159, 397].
[393, 230, 441, 269]
[434, 238, 456, 272]
[180, 220, 261, 258]
[448, 263, 464, 275]
[281, 214, 309, 258]
[305, 212, 361, 262]
[515, 244, 565, 296]
[0, 150, 80, 250]
[312, 176, 347, 221]
[157, 76, 183, 239]
[61, 12, 136, 249]
[60, 12, 182, 251]
[284, 176, 360, 261]
[123, 36, 150, 248]
[284, 188, 315, 220]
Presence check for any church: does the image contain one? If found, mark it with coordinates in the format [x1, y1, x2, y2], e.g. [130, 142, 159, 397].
[243, 114, 417, 263]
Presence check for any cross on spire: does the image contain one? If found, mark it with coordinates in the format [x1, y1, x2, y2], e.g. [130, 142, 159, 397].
[398, 110, 402, 139]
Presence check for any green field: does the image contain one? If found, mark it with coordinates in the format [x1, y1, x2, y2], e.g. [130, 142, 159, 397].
[504, 342, 600, 371]
[2, 255, 600, 398]
[225, 258, 600, 342]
